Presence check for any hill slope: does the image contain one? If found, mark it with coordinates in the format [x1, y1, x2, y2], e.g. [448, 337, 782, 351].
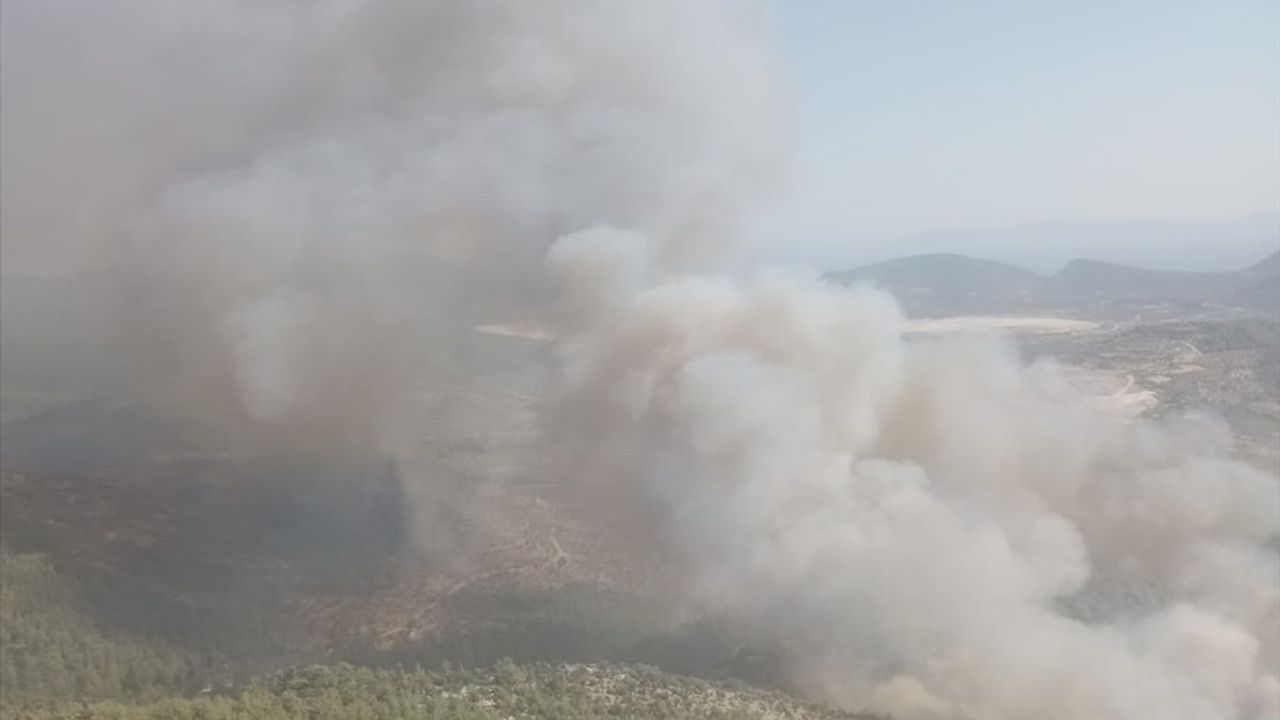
[826, 253, 1041, 315]
[1037, 258, 1239, 302]
[1247, 249, 1280, 276]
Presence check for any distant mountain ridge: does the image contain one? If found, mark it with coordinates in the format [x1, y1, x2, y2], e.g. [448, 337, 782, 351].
[827, 249, 1280, 317]
[826, 253, 1040, 315]
[880, 212, 1280, 275]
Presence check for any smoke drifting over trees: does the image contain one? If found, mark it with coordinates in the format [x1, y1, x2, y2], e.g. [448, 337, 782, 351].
[2, 2, 1276, 719]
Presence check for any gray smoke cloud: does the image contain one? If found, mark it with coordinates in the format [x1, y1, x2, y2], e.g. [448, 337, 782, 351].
[1, 0, 780, 436]
[4, 2, 1278, 719]
[0, 0, 784, 608]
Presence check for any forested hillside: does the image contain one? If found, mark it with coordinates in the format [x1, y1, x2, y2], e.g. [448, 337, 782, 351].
[0, 547, 224, 709]
[0, 545, 875, 719]
[6, 661, 872, 720]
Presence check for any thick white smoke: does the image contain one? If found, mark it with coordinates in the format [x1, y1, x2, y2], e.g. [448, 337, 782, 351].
[548, 227, 1280, 719]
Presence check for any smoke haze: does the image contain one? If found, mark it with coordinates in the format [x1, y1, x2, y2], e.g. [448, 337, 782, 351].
[1, 0, 780, 436]
[2, 2, 1277, 719]
[549, 233, 1279, 718]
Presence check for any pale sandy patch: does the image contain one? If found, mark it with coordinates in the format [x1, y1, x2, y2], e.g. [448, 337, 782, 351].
[907, 316, 1099, 335]
[1063, 368, 1159, 417]
[476, 321, 553, 341]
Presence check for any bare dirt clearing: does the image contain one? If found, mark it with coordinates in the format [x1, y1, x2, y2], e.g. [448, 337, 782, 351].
[907, 315, 1100, 335]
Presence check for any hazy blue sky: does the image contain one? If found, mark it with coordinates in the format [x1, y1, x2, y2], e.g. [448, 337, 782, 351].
[758, 0, 1280, 268]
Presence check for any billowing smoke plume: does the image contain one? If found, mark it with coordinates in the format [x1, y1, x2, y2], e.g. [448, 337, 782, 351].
[1, 0, 781, 439]
[548, 228, 1280, 719]
[4, 2, 1278, 719]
